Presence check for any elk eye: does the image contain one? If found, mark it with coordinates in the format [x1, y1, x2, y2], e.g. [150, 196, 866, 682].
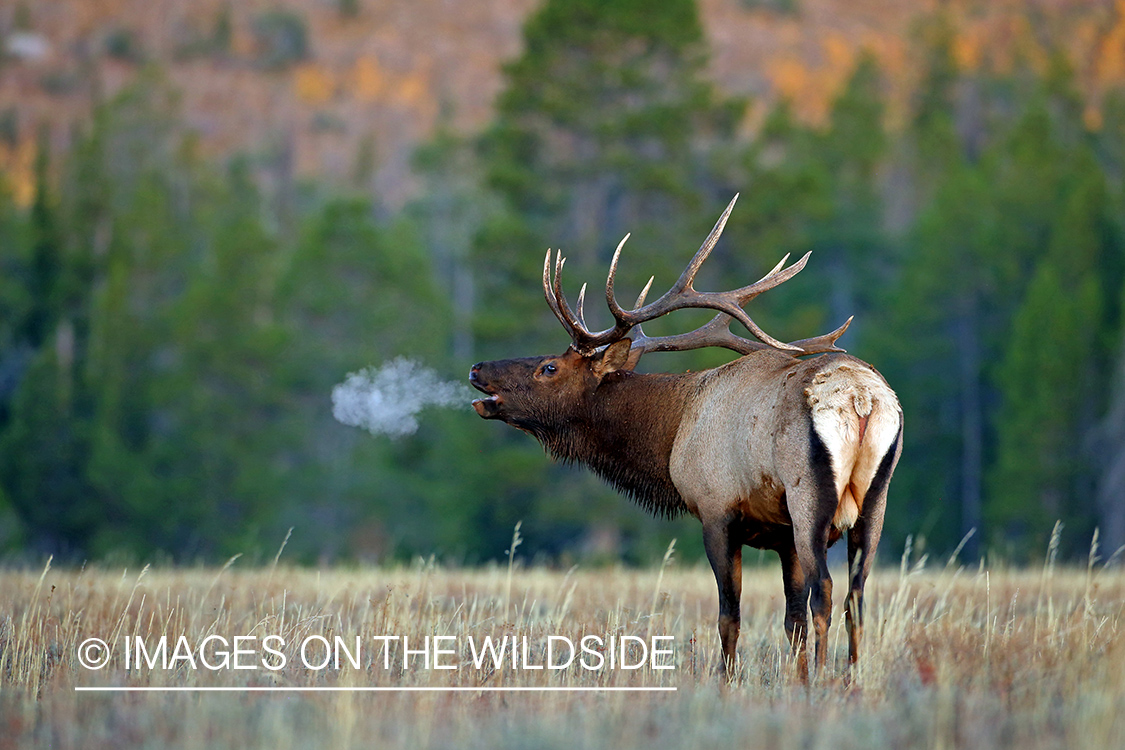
[542, 363, 557, 375]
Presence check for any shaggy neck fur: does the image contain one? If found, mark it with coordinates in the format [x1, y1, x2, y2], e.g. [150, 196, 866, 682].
[534, 371, 694, 518]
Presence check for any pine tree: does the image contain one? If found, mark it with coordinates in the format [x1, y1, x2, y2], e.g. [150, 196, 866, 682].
[988, 162, 1111, 553]
[0, 168, 31, 433]
[872, 159, 999, 555]
[809, 52, 889, 340]
[475, 0, 744, 357]
[910, 10, 960, 177]
[0, 132, 99, 553]
[25, 128, 63, 349]
[1093, 90, 1125, 554]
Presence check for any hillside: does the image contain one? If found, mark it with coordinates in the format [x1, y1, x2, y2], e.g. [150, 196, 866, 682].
[1, 0, 1124, 207]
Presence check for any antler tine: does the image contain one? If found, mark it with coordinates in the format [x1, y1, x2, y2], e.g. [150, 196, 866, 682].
[544, 249, 589, 345]
[543, 249, 564, 322]
[607, 196, 738, 323]
[623, 277, 657, 361]
[661, 251, 811, 352]
[635, 276, 654, 308]
[552, 252, 579, 334]
[529, 233, 635, 354]
[672, 192, 739, 293]
[634, 270, 809, 353]
[630, 313, 757, 357]
[757, 253, 790, 284]
[787, 315, 852, 354]
[730, 252, 810, 305]
[717, 308, 799, 352]
[598, 199, 808, 352]
[576, 283, 588, 329]
[604, 233, 631, 314]
[606, 195, 741, 324]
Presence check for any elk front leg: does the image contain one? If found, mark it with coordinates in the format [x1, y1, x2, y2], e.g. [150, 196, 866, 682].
[702, 519, 742, 678]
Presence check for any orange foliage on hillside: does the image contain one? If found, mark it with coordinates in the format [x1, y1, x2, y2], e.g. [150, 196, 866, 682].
[0, 140, 37, 207]
[352, 56, 387, 102]
[294, 64, 336, 105]
[1, 0, 1124, 207]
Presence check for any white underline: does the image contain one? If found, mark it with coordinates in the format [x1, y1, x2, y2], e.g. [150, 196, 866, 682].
[75, 686, 677, 693]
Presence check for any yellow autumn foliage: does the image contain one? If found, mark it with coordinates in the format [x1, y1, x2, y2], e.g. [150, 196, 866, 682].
[352, 56, 386, 102]
[768, 58, 808, 101]
[0, 139, 37, 208]
[294, 63, 336, 104]
[823, 33, 854, 74]
[953, 30, 982, 70]
[395, 70, 429, 108]
[1095, 14, 1125, 83]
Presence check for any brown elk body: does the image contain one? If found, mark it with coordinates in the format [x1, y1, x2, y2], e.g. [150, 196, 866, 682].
[470, 197, 902, 678]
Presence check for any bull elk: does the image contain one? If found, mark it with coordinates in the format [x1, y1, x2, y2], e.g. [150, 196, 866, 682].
[469, 196, 902, 679]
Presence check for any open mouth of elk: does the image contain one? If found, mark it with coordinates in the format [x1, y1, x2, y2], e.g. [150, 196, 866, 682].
[468, 367, 502, 418]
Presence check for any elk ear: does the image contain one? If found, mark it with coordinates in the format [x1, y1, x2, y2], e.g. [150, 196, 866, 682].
[593, 339, 633, 377]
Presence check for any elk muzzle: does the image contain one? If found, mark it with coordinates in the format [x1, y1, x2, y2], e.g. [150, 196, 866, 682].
[469, 362, 503, 419]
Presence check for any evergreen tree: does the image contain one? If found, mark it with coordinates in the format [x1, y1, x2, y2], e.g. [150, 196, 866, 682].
[476, 0, 744, 358]
[0, 169, 31, 433]
[1094, 90, 1125, 554]
[988, 161, 1113, 553]
[873, 159, 999, 555]
[790, 53, 890, 346]
[0, 133, 99, 554]
[0, 79, 299, 558]
[410, 128, 500, 363]
[1099, 321, 1125, 555]
[910, 9, 960, 175]
[25, 129, 63, 349]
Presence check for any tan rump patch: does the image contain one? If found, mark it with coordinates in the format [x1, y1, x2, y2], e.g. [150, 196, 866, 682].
[806, 361, 900, 531]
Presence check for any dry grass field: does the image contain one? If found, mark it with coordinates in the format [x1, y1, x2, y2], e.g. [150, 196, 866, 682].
[2, 541, 1124, 749]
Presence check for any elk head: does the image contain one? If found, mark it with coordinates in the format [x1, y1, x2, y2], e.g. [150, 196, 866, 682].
[470, 340, 632, 432]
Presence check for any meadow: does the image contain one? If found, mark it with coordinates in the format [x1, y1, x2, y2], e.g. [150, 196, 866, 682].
[2, 540, 1123, 749]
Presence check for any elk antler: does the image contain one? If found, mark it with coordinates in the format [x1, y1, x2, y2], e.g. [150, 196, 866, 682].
[543, 195, 852, 364]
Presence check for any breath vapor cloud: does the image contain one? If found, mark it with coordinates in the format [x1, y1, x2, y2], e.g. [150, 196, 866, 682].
[332, 359, 472, 438]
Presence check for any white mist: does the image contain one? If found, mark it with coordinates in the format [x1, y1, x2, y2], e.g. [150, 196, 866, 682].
[331, 358, 473, 438]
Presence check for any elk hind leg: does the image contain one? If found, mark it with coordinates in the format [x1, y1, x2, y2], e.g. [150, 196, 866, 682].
[845, 424, 901, 668]
[844, 525, 872, 669]
[779, 541, 809, 680]
[788, 511, 834, 674]
[790, 429, 839, 675]
[800, 539, 833, 674]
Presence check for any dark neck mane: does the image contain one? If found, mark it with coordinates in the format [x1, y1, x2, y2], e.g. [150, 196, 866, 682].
[537, 371, 693, 518]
